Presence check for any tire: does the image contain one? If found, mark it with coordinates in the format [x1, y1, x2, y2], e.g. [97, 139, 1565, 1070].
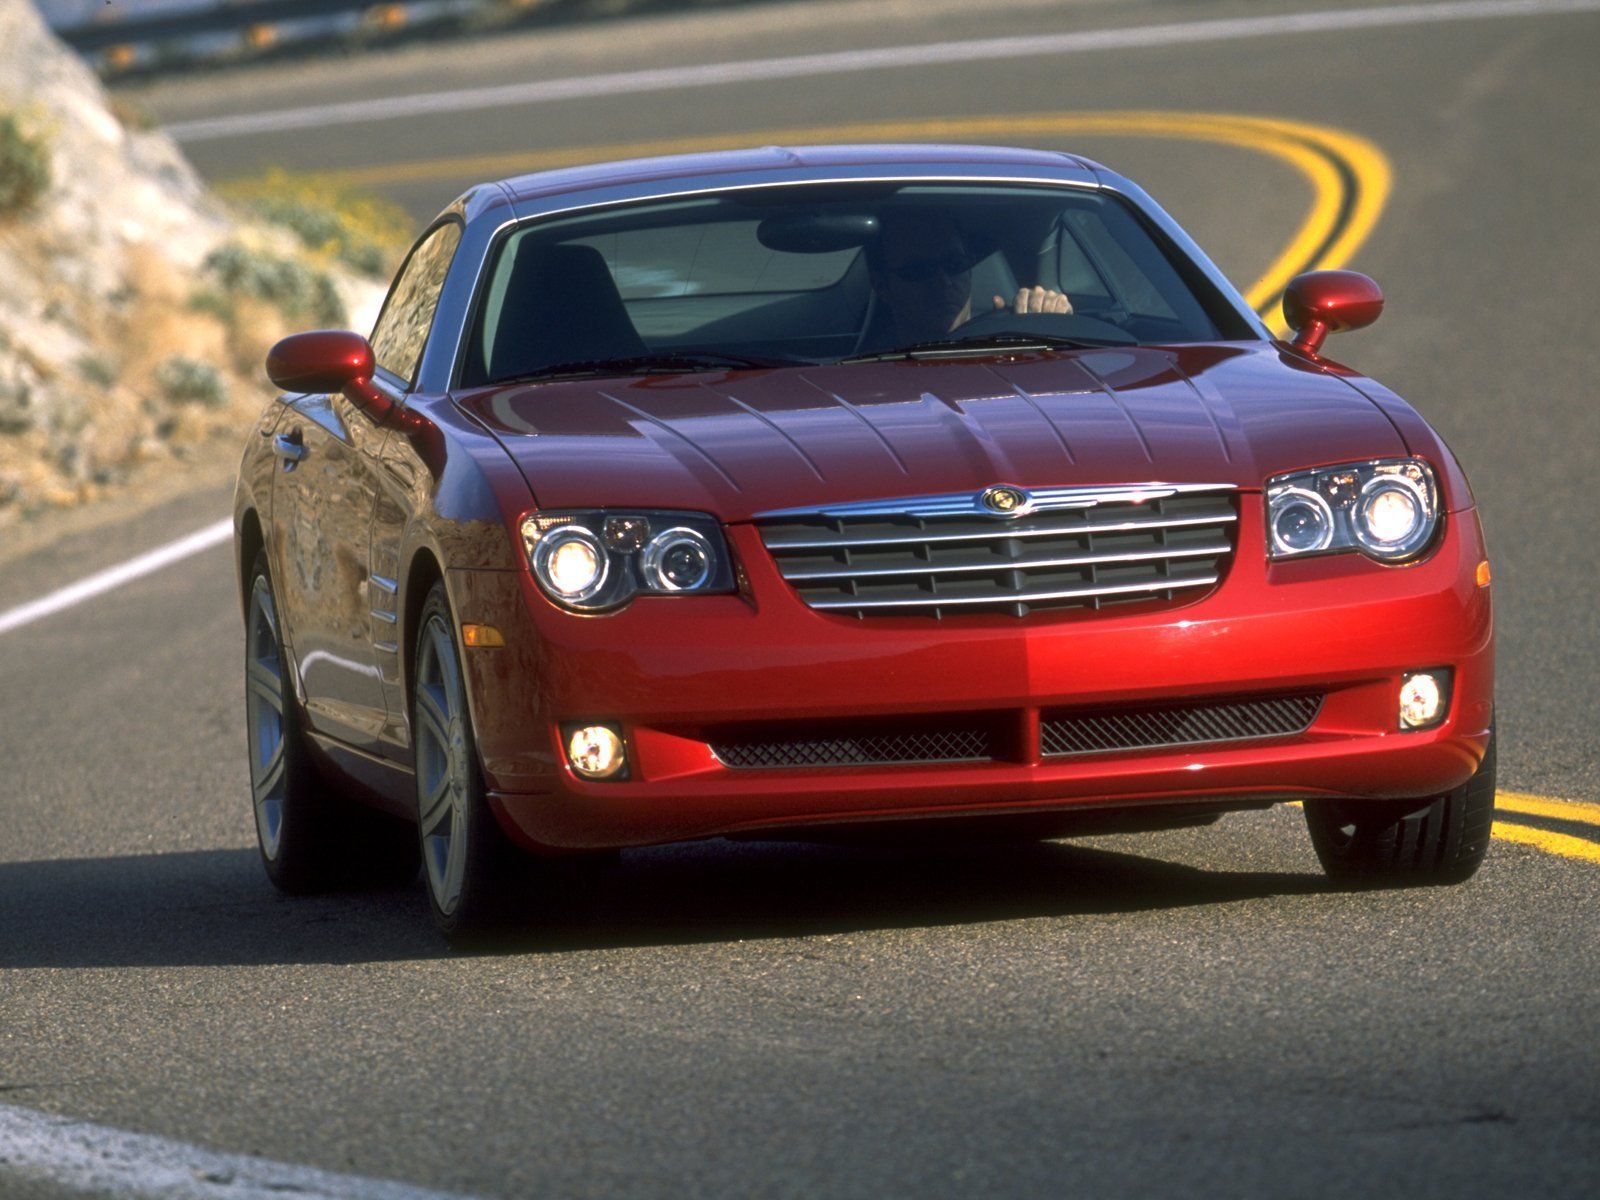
[411, 582, 613, 944]
[245, 550, 418, 893]
[1304, 727, 1496, 886]
[412, 582, 532, 941]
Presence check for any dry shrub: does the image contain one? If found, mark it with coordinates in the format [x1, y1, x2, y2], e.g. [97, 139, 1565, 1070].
[220, 168, 412, 278]
[0, 109, 51, 216]
[156, 357, 227, 408]
[203, 242, 347, 326]
[224, 295, 293, 379]
[119, 247, 234, 384]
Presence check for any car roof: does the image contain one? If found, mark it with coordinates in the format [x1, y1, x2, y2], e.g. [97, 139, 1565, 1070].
[493, 143, 1100, 206]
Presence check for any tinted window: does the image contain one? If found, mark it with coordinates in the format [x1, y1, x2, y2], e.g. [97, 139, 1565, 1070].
[462, 184, 1247, 387]
[370, 221, 462, 385]
[572, 222, 856, 300]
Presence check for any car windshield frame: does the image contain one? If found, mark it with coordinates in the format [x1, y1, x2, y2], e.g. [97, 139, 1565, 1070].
[450, 177, 1261, 391]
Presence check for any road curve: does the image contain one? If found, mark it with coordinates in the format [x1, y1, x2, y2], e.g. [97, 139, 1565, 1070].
[3, 1, 1598, 1196]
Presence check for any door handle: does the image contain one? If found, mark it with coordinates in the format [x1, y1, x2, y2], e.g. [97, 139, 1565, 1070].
[273, 430, 307, 468]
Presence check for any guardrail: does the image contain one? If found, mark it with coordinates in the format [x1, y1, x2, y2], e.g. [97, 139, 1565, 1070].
[39, 0, 587, 74]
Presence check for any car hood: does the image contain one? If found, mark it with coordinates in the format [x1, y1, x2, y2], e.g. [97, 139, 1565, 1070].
[456, 344, 1405, 521]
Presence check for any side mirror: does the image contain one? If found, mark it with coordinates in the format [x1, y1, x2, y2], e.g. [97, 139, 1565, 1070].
[1282, 270, 1384, 357]
[266, 331, 376, 395]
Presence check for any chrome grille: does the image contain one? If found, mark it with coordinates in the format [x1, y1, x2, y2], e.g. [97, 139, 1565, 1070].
[756, 483, 1236, 618]
[1041, 693, 1323, 756]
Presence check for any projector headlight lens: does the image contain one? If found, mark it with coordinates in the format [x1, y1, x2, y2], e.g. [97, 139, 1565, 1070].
[521, 510, 733, 611]
[1269, 487, 1335, 556]
[1266, 458, 1439, 563]
[642, 528, 714, 592]
[536, 527, 607, 602]
[1355, 476, 1431, 558]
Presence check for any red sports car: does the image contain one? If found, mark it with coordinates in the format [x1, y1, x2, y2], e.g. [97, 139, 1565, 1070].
[235, 145, 1494, 940]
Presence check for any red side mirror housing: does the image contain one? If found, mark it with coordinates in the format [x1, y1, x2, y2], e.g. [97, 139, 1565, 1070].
[1282, 270, 1384, 357]
[266, 330, 376, 395]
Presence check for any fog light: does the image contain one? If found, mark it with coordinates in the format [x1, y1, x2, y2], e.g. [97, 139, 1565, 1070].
[1399, 672, 1446, 730]
[567, 724, 625, 779]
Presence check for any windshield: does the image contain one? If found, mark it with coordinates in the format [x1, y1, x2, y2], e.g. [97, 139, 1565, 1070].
[459, 183, 1249, 387]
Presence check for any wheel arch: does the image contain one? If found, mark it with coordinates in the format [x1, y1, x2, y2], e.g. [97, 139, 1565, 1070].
[400, 544, 447, 712]
[237, 507, 265, 621]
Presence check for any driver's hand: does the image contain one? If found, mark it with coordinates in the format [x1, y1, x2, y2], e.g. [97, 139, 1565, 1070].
[994, 286, 1072, 315]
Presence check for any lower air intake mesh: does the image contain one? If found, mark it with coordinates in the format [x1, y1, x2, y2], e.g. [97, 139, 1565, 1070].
[1041, 693, 1322, 756]
[712, 722, 995, 769]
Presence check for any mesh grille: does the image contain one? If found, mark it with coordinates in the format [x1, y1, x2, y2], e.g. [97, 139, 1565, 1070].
[712, 722, 995, 769]
[757, 490, 1236, 618]
[1041, 693, 1323, 756]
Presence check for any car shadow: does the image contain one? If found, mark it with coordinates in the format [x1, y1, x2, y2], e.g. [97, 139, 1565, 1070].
[0, 836, 1334, 968]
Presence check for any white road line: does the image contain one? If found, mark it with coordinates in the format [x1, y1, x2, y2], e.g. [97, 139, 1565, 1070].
[166, 0, 1600, 143]
[0, 1102, 476, 1200]
[0, 518, 232, 638]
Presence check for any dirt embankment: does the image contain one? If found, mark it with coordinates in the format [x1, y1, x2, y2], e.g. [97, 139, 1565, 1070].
[0, 0, 404, 546]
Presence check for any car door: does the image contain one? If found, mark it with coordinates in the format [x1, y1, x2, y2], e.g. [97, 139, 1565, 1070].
[273, 386, 393, 753]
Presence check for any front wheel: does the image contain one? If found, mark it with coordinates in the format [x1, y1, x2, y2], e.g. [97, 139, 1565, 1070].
[1304, 727, 1496, 886]
[412, 583, 612, 944]
[412, 583, 531, 941]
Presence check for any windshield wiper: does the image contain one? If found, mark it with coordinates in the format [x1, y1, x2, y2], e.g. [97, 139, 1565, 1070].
[842, 332, 1129, 364]
[496, 351, 803, 384]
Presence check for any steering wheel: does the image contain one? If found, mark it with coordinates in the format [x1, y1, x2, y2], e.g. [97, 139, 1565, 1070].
[956, 306, 1137, 345]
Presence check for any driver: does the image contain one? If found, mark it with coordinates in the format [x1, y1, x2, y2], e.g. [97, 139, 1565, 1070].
[864, 212, 1072, 347]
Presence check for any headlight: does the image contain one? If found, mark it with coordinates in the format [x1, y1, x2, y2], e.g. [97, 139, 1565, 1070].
[531, 525, 608, 604]
[1267, 487, 1334, 555]
[521, 510, 734, 611]
[1266, 458, 1439, 562]
[642, 527, 715, 592]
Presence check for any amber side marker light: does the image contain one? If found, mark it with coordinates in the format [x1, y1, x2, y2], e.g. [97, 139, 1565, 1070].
[461, 624, 505, 648]
[1476, 560, 1492, 587]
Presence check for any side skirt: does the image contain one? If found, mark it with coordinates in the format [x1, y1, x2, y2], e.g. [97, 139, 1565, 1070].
[305, 730, 416, 822]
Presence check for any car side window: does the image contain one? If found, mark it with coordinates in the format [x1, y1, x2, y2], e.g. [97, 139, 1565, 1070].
[370, 222, 463, 386]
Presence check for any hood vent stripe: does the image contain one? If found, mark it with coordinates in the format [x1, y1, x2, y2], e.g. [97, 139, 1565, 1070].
[600, 389, 742, 491]
[720, 389, 828, 482]
[798, 376, 912, 475]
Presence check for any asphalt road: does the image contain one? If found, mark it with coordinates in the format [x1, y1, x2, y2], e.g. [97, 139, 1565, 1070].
[3, 1, 1599, 1196]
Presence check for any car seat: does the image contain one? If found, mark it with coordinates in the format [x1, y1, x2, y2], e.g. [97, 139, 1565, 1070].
[483, 242, 647, 381]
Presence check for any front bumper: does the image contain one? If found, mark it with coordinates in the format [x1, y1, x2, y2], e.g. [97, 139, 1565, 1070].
[449, 498, 1493, 851]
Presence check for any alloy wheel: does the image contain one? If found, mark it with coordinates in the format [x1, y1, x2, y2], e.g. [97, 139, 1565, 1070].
[416, 614, 470, 916]
[245, 575, 288, 861]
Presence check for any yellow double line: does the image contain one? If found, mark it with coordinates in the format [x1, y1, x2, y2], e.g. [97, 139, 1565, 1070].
[1495, 793, 1600, 866]
[260, 112, 1600, 867]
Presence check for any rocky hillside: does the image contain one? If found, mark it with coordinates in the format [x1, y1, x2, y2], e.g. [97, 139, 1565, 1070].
[0, 0, 392, 525]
